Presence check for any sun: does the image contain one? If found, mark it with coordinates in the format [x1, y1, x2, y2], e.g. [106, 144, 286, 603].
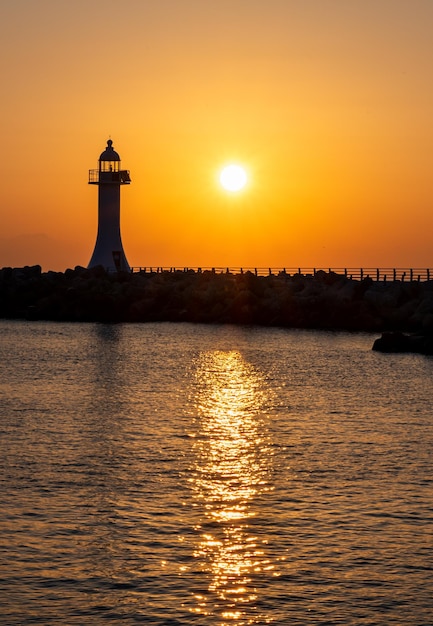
[219, 164, 248, 192]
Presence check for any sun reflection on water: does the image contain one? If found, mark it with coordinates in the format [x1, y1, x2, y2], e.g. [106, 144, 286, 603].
[187, 350, 276, 624]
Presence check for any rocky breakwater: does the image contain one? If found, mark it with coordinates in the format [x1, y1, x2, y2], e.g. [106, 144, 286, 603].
[1, 265, 433, 331]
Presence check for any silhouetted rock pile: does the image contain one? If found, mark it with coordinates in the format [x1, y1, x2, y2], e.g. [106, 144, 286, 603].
[1, 265, 433, 331]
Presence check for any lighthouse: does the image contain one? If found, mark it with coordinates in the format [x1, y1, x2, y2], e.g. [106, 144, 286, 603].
[88, 139, 131, 272]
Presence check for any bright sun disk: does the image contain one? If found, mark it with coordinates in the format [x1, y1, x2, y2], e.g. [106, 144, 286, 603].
[219, 164, 248, 192]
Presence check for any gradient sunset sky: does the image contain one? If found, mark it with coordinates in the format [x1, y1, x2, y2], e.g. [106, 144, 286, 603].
[1, 0, 432, 271]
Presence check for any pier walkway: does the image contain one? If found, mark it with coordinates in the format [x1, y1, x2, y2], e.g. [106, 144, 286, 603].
[131, 267, 433, 282]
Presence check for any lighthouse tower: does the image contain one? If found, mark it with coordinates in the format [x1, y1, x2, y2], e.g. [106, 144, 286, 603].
[88, 139, 131, 272]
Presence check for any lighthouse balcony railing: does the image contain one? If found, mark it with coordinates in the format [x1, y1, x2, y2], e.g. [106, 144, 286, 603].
[88, 169, 131, 184]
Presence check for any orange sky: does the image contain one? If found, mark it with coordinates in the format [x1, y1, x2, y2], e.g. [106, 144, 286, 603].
[1, 0, 432, 271]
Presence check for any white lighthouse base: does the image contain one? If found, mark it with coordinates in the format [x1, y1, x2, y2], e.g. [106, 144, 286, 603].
[88, 246, 130, 273]
[88, 179, 130, 272]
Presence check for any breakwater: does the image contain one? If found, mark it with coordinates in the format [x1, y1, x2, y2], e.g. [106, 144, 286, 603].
[1, 264, 433, 331]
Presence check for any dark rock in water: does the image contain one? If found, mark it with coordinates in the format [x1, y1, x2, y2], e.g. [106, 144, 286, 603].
[372, 332, 433, 355]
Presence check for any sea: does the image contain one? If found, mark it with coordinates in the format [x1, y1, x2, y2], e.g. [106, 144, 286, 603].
[0, 320, 432, 625]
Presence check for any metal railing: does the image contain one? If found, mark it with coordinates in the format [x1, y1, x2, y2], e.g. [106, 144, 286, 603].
[88, 169, 131, 184]
[129, 267, 433, 281]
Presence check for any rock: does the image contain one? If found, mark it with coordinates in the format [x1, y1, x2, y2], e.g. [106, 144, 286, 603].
[372, 332, 433, 355]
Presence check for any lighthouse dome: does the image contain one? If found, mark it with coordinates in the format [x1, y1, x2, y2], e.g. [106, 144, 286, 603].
[99, 139, 120, 161]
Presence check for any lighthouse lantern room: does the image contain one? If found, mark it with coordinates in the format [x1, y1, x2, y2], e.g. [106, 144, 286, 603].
[87, 139, 131, 272]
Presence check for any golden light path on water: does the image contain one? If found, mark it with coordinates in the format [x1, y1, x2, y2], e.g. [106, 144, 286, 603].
[186, 350, 278, 624]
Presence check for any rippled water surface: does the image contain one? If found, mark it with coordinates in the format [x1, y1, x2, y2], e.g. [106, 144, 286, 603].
[0, 321, 432, 625]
